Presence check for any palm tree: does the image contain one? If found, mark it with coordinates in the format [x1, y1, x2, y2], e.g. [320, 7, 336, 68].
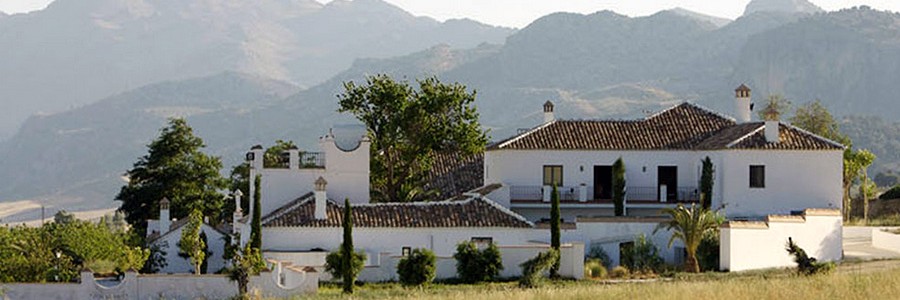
[655, 204, 722, 273]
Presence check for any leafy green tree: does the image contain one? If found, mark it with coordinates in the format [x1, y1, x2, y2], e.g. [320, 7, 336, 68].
[612, 157, 626, 216]
[655, 205, 723, 273]
[116, 118, 228, 237]
[250, 175, 262, 250]
[337, 75, 488, 202]
[790, 100, 851, 145]
[228, 244, 266, 298]
[397, 248, 437, 286]
[699, 157, 714, 209]
[855, 150, 877, 223]
[179, 209, 206, 275]
[549, 184, 561, 279]
[758, 94, 791, 121]
[53, 210, 75, 225]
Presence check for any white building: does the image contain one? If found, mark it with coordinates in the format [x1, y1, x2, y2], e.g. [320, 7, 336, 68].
[236, 85, 845, 275]
[484, 85, 844, 221]
[146, 198, 229, 274]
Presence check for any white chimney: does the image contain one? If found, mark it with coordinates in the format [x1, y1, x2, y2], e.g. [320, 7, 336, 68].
[734, 84, 752, 123]
[247, 145, 264, 170]
[159, 197, 171, 233]
[543, 100, 555, 123]
[314, 177, 328, 220]
[765, 120, 780, 143]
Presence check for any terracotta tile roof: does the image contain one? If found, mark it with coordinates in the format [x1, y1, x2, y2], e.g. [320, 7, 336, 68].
[489, 102, 843, 151]
[423, 152, 484, 200]
[261, 195, 532, 228]
[490, 103, 735, 150]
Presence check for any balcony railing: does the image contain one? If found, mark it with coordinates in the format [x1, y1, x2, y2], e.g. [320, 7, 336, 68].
[299, 152, 326, 168]
[509, 185, 700, 203]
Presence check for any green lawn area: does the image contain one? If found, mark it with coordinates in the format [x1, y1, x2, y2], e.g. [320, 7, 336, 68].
[290, 263, 900, 300]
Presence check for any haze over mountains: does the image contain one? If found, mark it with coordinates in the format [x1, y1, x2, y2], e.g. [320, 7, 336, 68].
[0, 0, 512, 139]
[2, 0, 900, 222]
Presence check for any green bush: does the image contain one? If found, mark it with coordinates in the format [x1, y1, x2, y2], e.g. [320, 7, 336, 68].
[397, 248, 437, 286]
[610, 266, 630, 278]
[880, 185, 900, 200]
[586, 245, 612, 269]
[324, 247, 366, 281]
[584, 259, 607, 279]
[620, 234, 663, 274]
[453, 241, 503, 283]
[785, 237, 835, 276]
[696, 232, 720, 272]
[518, 249, 559, 288]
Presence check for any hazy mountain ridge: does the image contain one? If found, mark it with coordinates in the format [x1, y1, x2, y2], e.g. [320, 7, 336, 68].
[0, 0, 513, 139]
[4, 2, 900, 218]
[744, 0, 823, 16]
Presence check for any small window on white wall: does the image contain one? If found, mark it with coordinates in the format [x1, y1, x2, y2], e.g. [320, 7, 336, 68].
[750, 165, 765, 188]
[402, 246, 411, 256]
[543, 165, 563, 186]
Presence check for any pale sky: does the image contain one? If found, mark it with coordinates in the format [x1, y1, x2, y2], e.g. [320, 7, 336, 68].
[1, 0, 898, 28]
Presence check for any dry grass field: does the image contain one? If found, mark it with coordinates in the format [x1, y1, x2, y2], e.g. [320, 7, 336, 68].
[294, 262, 900, 300]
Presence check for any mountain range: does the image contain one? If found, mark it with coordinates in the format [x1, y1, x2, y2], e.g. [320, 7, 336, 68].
[0, 0, 512, 139]
[3, 0, 900, 222]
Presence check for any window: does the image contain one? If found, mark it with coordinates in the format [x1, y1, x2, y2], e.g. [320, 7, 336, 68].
[750, 165, 765, 188]
[543, 165, 563, 186]
[401, 246, 411, 256]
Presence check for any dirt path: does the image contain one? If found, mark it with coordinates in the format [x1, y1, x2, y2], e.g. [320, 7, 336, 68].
[837, 259, 900, 274]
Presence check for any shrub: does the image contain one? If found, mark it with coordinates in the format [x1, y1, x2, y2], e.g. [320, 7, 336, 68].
[518, 249, 559, 288]
[696, 232, 720, 272]
[586, 245, 612, 268]
[785, 237, 835, 276]
[453, 241, 503, 283]
[324, 248, 366, 281]
[620, 234, 663, 274]
[397, 248, 437, 286]
[880, 185, 900, 200]
[610, 266, 630, 278]
[584, 259, 607, 279]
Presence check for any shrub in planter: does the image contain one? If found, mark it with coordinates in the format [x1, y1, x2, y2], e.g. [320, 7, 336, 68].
[584, 259, 607, 279]
[453, 241, 503, 283]
[397, 248, 437, 286]
[518, 249, 559, 288]
[610, 266, 630, 278]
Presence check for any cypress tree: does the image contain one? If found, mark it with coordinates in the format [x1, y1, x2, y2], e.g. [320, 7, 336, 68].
[549, 184, 561, 279]
[250, 175, 262, 250]
[612, 157, 626, 216]
[342, 198, 354, 294]
[700, 157, 714, 210]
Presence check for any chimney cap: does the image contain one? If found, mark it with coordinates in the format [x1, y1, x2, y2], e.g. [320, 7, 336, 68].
[735, 84, 751, 92]
[160, 197, 170, 206]
[251, 145, 263, 150]
[543, 100, 554, 112]
[315, 176, 328, 191]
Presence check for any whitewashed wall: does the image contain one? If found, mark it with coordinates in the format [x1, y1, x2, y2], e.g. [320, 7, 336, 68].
[717, 150, 842, 218]
[0, 270, 316, 300]
[263, 227, 537, 257]
[255, 136, 370, 217]
[563, 218, 683, 267]
[720, 209, 842, 272]
[151, 224, 228, 274]
[267, 243, 585, 282]
[485, 150, 707, 201]
[872, 228, 900, 252]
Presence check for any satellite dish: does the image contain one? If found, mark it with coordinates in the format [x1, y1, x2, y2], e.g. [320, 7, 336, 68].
[332, 124, 366, 152]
